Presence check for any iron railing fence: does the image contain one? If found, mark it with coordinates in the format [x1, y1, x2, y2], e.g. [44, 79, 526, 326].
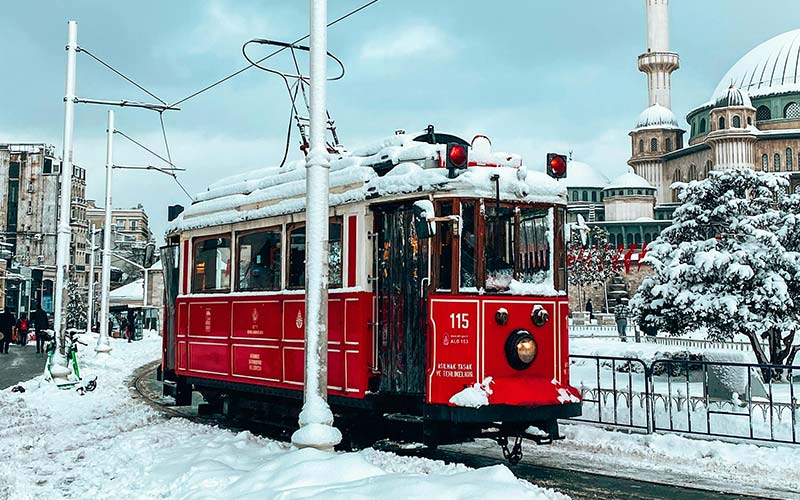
[569, 354, 800, 446]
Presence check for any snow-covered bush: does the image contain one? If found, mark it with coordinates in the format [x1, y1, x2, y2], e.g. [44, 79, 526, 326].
[65, 280, 86, 330]
[631, 168, 800, 375]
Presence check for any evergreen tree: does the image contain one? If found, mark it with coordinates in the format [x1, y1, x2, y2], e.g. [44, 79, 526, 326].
[631, 168, 800, 375]
[65, 280, 87, 330]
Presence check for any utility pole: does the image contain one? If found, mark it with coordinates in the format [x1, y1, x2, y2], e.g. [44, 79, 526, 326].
[54, 20, 77, 355]
[96, 110, 114, 354]
[291, 0, 341, 450]
[85, 223, 96, 335]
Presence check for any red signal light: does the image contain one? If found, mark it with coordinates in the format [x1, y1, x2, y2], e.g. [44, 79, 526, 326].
[448, 145, 467, 167]
[546, 153, 568, 179]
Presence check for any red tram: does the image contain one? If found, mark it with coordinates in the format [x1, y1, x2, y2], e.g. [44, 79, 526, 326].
[159, 128, 580, 459]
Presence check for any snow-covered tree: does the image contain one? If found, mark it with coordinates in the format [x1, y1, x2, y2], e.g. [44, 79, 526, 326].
[631, 168, 800, 376]
[568, 227, 618, 311]
[65, 280, 87, 330]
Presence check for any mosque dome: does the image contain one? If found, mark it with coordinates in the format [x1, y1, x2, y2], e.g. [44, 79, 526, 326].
[635, 104, 680, 130]
[564, 160, 610, 189]
[603, 169, 654, 192]
[712, 29, 800, 101]
[714, 85, 753, 109]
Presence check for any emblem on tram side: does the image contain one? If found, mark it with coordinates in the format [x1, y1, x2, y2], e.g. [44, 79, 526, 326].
[204, 308, 212, 333]
[296, 310, 303, 329]
[251, 307, 259, 323]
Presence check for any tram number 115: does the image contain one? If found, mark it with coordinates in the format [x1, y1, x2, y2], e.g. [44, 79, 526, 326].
[449, 312, 470, 330]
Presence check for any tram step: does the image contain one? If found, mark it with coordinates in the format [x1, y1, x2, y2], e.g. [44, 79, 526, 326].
[383, 413, 423, 424]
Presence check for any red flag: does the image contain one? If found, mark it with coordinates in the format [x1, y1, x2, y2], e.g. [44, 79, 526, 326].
[624, 243, 637, 274]
[637, 242, 649, 271]
[612, 248, 620, 271]
[576, 247, 584, 262]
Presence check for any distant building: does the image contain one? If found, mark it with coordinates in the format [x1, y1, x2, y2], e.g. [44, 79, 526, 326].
[86, 200, 153, 287]
[0, 143, 88, 315]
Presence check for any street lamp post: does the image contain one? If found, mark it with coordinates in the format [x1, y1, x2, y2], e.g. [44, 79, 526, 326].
[54, 20, 78, 354]
[85, 223, 97, 335]
[291, 0, 341, 450]
[96, 110, 114, 354]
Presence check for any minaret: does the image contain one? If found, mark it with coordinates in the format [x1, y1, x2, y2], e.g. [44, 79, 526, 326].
[639, 0, 679, 109]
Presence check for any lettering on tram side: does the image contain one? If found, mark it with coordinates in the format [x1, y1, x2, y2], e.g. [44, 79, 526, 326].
[435, 362, 474, 379]
[429, 300, 480, 404]
[247, 306, 264, 335]
[248, 352, 262, 372]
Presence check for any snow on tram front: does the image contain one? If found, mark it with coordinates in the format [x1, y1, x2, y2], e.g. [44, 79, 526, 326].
[159, 127, 580, 462]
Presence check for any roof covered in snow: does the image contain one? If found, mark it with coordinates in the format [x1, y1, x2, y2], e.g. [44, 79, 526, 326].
[564, 160, 610, 188]
[110, 279, 143, 303]
[712, 29, 800, 101]
[714, 85, 753, 109]
[168, 132, 567, 234]
[635, 104, 680, 130]
[604, 169, 654, 191]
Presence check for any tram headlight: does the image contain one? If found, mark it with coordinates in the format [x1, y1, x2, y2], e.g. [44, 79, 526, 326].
[505, 329, 538, 370]
[531, 306, 549, 327]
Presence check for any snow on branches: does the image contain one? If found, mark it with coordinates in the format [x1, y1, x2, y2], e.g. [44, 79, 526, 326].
[65, 280, 86, 330]
[631, 168, 800, 372]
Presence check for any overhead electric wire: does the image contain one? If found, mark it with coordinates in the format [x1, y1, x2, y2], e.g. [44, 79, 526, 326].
[169, 0, 380, 107]
[115, 128, 194, 200]
[77, 46, 167, 105]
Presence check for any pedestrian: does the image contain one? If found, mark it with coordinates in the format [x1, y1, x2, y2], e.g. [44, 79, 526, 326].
[126, 310, 135, 343]
[32, 306, 49, 354]
[614, 299, 629, 343]
[0, 309, 15, 354]
[16, 313, 31, 347]
[586, 299, 594, 322]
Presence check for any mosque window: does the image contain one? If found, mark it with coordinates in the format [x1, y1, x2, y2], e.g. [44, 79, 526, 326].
[644, 233, 652, 243]
[591, 191, 597, 202]
[582, 191, 588, 202]
[784, 102, 800, 119]
[572, 191, 578, 202]
[650, 138, 658, 152]
[718, 117, 726, 130]
[638, 139, 644, 153]
[762, 154, 769, 172]
[637, 189, 643, 195]
[747, 116, 752, 126]
[699, 118, 707, 133]
[688, 164, 698, 181]
[787, 148, 794, 171]
[756, 105, 771, 121]
[775, 153, 782, 172]
[665, 137, 672, 152]
[732, 115, 741, 128]
[704, 160, 712, 177]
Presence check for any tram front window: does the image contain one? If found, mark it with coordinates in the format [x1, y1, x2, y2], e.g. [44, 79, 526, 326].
[484, 206, 515, 291]
[192, 236, 231, 292]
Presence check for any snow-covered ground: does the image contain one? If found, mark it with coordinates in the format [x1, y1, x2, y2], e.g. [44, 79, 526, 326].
[0, 332, 565, 500]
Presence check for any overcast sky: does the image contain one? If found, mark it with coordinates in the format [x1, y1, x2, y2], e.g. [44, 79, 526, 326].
[1, 0, 798, 240]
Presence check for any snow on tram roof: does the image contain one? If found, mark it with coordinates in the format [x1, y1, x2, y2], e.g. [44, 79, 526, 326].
[168, 132, 566, 234]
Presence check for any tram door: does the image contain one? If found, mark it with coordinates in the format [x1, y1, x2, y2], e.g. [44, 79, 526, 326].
[159, 244, 180, 375]
[374, 204, 429, 395]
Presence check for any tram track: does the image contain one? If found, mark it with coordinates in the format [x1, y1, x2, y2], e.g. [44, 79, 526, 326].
[130, 362, 779, 500]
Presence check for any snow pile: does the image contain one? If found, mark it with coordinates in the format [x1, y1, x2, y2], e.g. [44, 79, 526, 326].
[449, 377, 494, 408]
[0, 333, 565, 500]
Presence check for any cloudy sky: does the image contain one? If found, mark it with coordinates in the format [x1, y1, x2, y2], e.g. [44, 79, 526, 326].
[1, 0, 798, 239]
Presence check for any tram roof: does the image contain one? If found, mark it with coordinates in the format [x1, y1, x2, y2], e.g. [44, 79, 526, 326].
[167, 132, 566, 235]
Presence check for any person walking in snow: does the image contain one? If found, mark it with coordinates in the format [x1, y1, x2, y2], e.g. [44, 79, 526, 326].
[0, 309, 15, 354]
[614, 299, 629, 343]
[32, 306, 49, 354]
[586, 299, 594, 322]
[16, 313, 30, 347]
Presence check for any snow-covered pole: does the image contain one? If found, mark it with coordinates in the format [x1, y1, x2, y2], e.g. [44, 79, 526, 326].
[54, 20, 77, 353]
[85, 222, 96, 335]
[291, 0, 341, 450]
[143, 266, 149, 307]
[96, 110, 114, 355]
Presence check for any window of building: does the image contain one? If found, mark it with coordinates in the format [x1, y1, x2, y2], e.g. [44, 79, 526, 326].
[748, 116, 753, 126]
[784, 102, 800, 119]
[43, 158, 53, 174]
[638, 139, 644, 153]
[571, 191, 578, 202]
[650, 138, 658, 152]
[460, 201, 477, 288]
[237, 227, 282, 291]
[732, 115, 741, 128]
[718, 117, 726, 130]
[665, 137, 672, 152]
[788, 148, 794, 171]
[756, 105, 771, 121]
[688, 164, 698, 181]
[699, 118, 707, 133]
[130, 220, 137, 230]
[637, 189, 643, 195]
[775, 153, 782, 172]
[582, 191, 588, 202]
[762, 154, 769, 171]
[591, 191, 597, 202]
[192, 236, 231, 292]
[705, 160, 713, 177]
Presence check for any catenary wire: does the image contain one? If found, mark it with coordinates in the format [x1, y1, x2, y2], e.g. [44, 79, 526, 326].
[169, 0, 380, 107]
[77, 46, 167, 105]
[115, 128, 194, 200]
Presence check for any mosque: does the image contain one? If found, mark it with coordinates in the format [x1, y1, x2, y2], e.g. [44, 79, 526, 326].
[566, 0, 800, 248]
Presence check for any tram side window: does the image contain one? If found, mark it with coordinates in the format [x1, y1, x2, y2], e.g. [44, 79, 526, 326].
[237, 228, 281, 291]
[287, 220, 343, 289]
[460, 201, 477, 289]
[436, 202, 453, 291]
[484, 206, 515, 291]
[518, 208, 551, 283]
[192, 236, 231, 292]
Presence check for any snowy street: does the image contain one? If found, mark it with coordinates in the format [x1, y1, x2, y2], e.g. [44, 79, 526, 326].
[0, 344, 47, 390]
[0, 333, 566, 500]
